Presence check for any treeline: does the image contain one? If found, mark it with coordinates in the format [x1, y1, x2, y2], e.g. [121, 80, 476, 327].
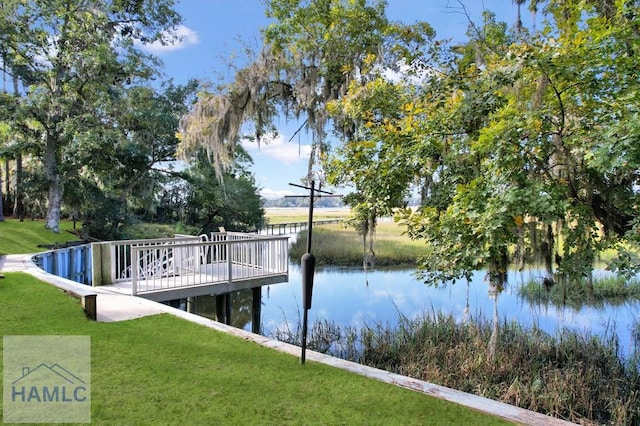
[262, 196, 345, 208]
[0, 1, 264, 239]
[181, 0, 640, 285]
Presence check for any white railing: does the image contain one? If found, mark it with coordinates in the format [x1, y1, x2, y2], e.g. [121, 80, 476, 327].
[109, 236, 204, 283]
[127, 234, 289, 296]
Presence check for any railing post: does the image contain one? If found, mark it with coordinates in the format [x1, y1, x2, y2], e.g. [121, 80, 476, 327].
[227, 241, 233, 288]
[131, 248, 138, 296]
[110, 243, 117, 283]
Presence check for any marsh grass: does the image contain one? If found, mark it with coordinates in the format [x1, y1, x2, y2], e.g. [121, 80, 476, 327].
[274, 312, 640, 425]
[290, 223, 426, 266]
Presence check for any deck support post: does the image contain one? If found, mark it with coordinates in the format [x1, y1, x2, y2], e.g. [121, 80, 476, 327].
[252, 287, 262, 334]
[216, 293, 231, 325]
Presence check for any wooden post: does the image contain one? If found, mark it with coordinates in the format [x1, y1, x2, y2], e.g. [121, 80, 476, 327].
[51, 251, 58, 276]
[84, 245, 92, 285]
[67, 247, 73, 281]
[227, 241, 233, 288]
[91, 242, 113, 286]
[216, 294, 225, 322]
[216, 294, 231, 324]
[82, 294, 97, 321]
[252, 287, 262, 334]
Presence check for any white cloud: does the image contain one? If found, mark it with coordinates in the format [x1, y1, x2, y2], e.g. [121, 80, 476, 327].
[139, 25, 199, 54]
[243, 133, 312, 165]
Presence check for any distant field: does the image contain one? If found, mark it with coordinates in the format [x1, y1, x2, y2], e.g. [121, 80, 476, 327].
[264, 207, 350, 224]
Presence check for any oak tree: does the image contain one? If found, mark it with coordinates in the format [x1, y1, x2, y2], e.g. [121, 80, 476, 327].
[0, 0, 181, 231]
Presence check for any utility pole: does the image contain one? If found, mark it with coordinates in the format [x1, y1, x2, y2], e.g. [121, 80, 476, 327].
[287, 181, 340, 364]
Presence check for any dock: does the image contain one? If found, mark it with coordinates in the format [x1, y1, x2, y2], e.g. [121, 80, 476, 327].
[259, 219, 342, 235]
[92, 232, 289, 302]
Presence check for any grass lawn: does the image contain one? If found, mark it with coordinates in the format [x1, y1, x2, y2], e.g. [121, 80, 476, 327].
[0, 273, 511, 425]
[0, 218, 81, 255]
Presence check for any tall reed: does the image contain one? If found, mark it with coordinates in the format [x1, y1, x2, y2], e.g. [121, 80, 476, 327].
[290, 226, 424, 266]
[271, 312, 640, 425]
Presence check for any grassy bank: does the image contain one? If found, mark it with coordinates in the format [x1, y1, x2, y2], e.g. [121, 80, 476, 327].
[275, 314, 640, 425]
[0, 273, 509, 425]
[0, 218, 81, 255]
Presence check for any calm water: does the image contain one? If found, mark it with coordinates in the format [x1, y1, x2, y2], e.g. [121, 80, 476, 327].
[193, 263, 640, 359]
[34, 243, 639, 357]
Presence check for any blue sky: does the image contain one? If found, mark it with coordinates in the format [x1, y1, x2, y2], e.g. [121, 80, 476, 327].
[143, 1, 528, 199]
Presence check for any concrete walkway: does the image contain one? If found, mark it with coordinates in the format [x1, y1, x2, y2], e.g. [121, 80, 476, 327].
[1, 254, 576, 425]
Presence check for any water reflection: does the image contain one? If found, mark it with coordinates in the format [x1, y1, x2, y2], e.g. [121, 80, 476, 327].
[186, 290, 256, 330]
[188, 263, 640, 358]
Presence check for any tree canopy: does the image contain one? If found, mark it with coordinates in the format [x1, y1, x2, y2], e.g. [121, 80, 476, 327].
[0, 0, 181, 232]
[328, 0, 640, 286]
[0, 1, 266, 237]
[177, 0, 435, 180]
[178, 0, 640, 288]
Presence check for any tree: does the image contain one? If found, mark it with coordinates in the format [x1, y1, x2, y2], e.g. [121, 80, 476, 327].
[177, 0, 436, 264]
[328, 0, 640, 292]
[65, 79, 199, 239]
[0, 122, 5, 221]
[181, 147, 265, 234]
[0, 0, 181, 232]
[178, 0, 435, 184]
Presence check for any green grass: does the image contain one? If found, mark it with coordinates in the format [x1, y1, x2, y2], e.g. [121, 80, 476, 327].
[0, 273, 511, 425]
[287, 314, 640, 425]
[0, 218, 81, 255]
[118, 222, 200, 240]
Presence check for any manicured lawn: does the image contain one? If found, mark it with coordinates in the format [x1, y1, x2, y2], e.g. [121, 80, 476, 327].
[0, 273, 511, 425]
[0, 218, 80, 255]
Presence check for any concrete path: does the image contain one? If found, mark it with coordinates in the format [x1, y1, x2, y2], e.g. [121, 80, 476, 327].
[0, 254, 169, 322]
[0, 254, 576, 425]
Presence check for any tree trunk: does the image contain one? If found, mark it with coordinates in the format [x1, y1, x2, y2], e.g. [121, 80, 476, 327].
[0, 162, 4, 221]
[488, 291, 499, 364]
[3, 161, 9, 201]
[12, 74, 24, 221]
[13, 152, 23, 221]
[44, 131, 62, 233]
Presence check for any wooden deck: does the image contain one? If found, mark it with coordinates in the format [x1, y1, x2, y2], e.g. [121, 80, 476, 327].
[102, 262, 288, 302]
[93, 233, 289, 302]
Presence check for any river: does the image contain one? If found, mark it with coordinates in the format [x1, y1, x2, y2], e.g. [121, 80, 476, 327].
[191, 263, 640, 359]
